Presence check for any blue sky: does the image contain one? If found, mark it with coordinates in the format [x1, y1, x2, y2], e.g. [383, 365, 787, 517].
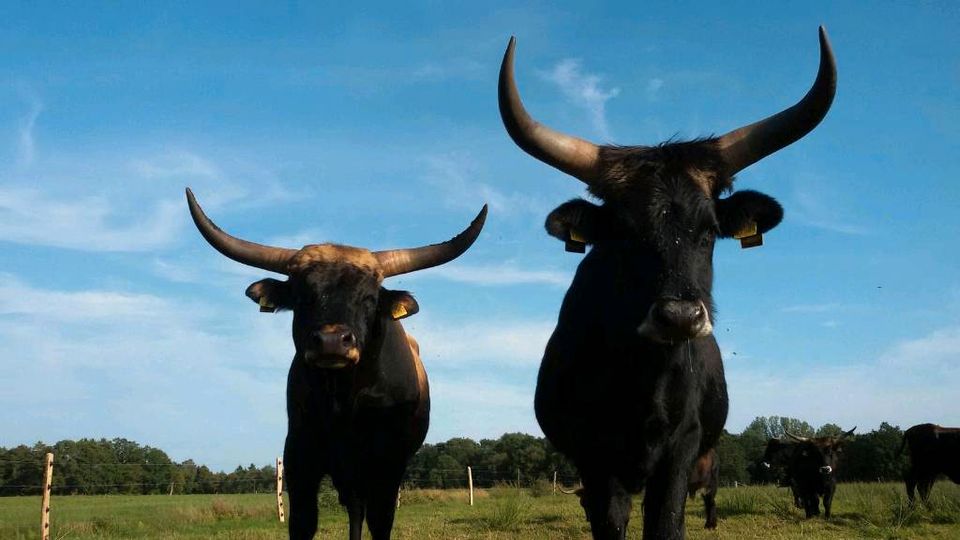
[2, 2, 958, 470]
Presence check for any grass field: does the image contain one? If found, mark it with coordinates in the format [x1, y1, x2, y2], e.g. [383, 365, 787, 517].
[2, 482, 959, 539]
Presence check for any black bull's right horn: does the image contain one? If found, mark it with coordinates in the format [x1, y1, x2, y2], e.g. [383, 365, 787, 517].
[186, 188, 487, 277]
[498, 27, 836, 183]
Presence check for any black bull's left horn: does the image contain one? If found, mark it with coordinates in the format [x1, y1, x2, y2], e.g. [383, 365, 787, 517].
[186, 188, 487, 277]
[498, 27, 836, 181]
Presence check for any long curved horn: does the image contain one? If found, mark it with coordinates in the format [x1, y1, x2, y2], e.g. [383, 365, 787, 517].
[716, 26, 837, 175]
[558, 485, 582, 495]
[499, 37, 602, 184]
[784, 431, 810, 442]
[185, 188, 297, 275]
[374, 205, 488, 278]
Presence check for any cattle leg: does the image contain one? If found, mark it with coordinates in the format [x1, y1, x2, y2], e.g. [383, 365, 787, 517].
[347, 501, 365, 540]
[802, 495, 820, 519]
[365, 481, 401, 540]
[643, 460, 694, 540]
[905, 470, 917, 505]
[702, 485, 718, 529]
[284, 437, 322, 540]
[823, 485, 835, 519]
[918, 477, 934, 503]
[579, 474, 632, 540]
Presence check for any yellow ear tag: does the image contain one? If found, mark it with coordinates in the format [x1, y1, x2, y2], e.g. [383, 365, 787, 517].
[259, 297, 276, 313]
[565, 228, 586, 253]
[733, 221, 763, 249]
[732, 221, 758, 239]
[392, 304, 408, 320]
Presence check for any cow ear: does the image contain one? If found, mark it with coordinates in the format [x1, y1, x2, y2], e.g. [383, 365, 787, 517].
[245, 278, 292, 313]
[716, 190, 784, 239]
[545, 199, 604, 253]
[381, 290, 419, 320]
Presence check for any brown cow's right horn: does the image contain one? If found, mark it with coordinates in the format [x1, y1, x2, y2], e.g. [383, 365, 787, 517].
[374, 205, 488, 278]
[186, 188, 297, 275]
[499, 37, 602, 185]
[785, 431, 810, 442]
[716, 26, 837, 175]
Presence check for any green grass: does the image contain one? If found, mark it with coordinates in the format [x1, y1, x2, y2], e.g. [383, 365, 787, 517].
[1, 482, 958, 539]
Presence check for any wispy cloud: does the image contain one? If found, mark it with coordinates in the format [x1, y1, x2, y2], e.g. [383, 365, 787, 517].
[780, 302, 848, 314]
[17, 94, 43, 166]
[131, 151, 221, 181]
[0, 275, 293, 470]
[421, 153, 546, 217]
[0, 188, 185, 252]
[726, 325, 960, 432]
[541, 59, 620, 141]
[407, 316, 554, 367]
[878, 326, 960, 370]
[790, 180, 869, 235]
[646, 78, 664, 101]
[412, 262, 569, 287]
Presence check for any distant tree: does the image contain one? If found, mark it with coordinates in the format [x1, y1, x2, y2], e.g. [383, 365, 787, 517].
[715, 431, 749, 485]
[816, 423, 844, 437]
[841, 422, 906, 482]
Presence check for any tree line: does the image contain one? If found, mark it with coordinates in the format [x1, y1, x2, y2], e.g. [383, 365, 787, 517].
[0, 417, 911, 496]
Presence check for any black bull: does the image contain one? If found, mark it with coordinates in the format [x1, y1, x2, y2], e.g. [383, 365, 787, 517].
[900, 423, 960, 503]
[186, 189, 486, 540]
[781, 429, 855, 519]
[499, 27, 836, 539]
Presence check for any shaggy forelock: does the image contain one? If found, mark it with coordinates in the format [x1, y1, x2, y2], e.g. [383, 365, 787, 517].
[588, 139, 734, 201]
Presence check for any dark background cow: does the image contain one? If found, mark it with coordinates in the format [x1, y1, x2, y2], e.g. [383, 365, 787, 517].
[499, 27, 836, 539]
[760, 438, 802, 508]
[186, 189, 486, 540]
[900, 423, 960, 504]
[783, 428, 855, 518]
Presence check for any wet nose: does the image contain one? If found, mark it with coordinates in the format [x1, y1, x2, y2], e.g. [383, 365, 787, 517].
[819, 465, 833, 475]
[312, 325, 358, 356]
[653, 299, 710, 336]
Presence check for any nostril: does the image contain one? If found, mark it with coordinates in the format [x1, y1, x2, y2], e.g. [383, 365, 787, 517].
[341, 333, 356, 347]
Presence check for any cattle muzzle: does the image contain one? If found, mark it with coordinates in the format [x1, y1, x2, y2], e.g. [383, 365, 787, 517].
[819, 465, 833, 476]
[304, 324, 361, 368]
[637, 298, 713, 343]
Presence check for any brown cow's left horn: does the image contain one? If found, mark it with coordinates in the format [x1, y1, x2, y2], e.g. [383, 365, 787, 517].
[716, 26, 837, 175]
[186, 188, 297, 274]
[499, 37, 602, 185]
[374, 205, 488, 278]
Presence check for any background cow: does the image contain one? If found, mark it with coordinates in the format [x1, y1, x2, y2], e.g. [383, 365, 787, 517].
[186, 189, 486, 540]
[784, 428, 855, 518]
[900, 423, 960, 504]
[760, 438, 802, 508]
[499, 27, 836, 539]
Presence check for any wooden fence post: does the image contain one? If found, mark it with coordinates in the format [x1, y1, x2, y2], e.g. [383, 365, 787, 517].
[467, 466, 474, 506]
[553, 471, 557, 495]
[40, 452, 53, 540]
[276, 457, 285, 523]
